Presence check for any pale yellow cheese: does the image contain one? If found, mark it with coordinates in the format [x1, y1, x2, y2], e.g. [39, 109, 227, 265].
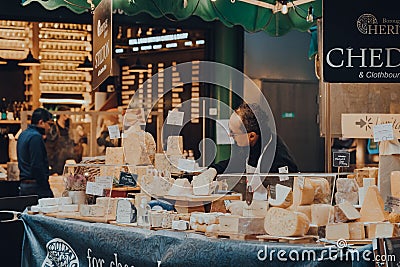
[291, 205, 312, 221]
[309, 178, 331, 204]
[348, 222, 365, 240]
[360, 186, 388, 222]
[269, 184, 293, 208]
[375, 223, 399, 238]
[326, 223, 350, 240]
[79, 205, 105, 217]
[264, 207, 310, 237]
[335, 191, 358, 205]
[366, 223, 377, 239]
[311, 204, 333, 226]
[293, 177, 314, 206]
[335, 201, 361, 222]
[105, 147, 125, 165]
[336, 178, 358, 193]
[166, 136, 183, 155]
[390, 171, 400, 198]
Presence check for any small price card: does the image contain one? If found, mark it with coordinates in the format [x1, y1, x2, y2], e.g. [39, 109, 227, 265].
[373, 123, 394, 142]
[107, 125, 121, 139]
[166, 110, 184, 126]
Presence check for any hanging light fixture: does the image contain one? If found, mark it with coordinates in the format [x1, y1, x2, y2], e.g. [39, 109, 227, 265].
[128, 57, 147, 73]
[77, 56, 93, 71]
[18, 50, 40, 67]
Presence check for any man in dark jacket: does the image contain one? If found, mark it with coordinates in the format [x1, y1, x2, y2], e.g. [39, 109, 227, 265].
[211, 103, 298, 174]
[17, 108, 54, 198]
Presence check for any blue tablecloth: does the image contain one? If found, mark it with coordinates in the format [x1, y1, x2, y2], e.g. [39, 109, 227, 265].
[20, 213, 375, 267]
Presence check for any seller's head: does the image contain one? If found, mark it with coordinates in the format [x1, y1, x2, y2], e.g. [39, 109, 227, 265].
[31, 108, 53, 133]
[229, 103, 270, 147]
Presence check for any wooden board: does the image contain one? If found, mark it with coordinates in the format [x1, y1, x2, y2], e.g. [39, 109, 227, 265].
[163, 193, 242, 202]
[44, 212, 113, 223]
[256, 235, 318, 244]
[206, 231, 259, 241]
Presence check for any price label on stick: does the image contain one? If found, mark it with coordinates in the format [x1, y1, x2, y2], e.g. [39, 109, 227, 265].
[333, 152, 350, 167]
[166, 110, 184, 126]
[107, 125, 120, 139]
[373, 123, 394, 142]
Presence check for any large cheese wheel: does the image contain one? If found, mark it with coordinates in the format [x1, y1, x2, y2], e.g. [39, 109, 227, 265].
[264, 207, 310, 237]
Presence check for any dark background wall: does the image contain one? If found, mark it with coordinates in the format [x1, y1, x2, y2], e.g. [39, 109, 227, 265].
[244, 31, 324, 172]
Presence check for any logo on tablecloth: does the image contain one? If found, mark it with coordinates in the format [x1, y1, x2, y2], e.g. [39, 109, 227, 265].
[42, 238, 79, 267]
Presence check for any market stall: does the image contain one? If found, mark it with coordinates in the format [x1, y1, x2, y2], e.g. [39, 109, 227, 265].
[21, 213, 374, 267]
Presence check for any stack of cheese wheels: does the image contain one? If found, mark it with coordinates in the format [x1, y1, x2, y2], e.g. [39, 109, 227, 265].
[264, 207, 310, 237]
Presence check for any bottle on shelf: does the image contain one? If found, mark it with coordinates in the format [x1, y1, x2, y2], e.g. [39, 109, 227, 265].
[6, 101, 14, 120]
[1, 98, 7, 120]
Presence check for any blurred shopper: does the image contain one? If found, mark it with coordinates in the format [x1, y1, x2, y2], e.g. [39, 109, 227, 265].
[46, 106, 83, 174]
[17, 108, 54, 198]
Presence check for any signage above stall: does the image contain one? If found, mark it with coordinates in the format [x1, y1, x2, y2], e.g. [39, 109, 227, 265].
[341, 114, 400, 139]
[323, 0, 400, 83]
[93, 0, 112, 89]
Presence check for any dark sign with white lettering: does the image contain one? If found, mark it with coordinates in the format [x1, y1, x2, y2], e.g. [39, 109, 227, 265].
[323, 0, 400, 83]
[93, 0, 112, 89]
[332, 152, 350, 167]
[119, 172, 137, 187]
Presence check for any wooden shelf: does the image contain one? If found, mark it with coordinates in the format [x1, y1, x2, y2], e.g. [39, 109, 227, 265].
[0, 120, 21, 124]
[41, 91, 87, 95]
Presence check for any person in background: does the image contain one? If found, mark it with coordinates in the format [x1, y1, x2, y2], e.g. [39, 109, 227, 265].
[17, 108, 54, 198]
[96, 108, 121, 155]
[46, 106, 82, 175]
[210, 102, 298, 200]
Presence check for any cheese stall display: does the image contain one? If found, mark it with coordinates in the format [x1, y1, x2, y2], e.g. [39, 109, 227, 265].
[25, 129, 400, 249]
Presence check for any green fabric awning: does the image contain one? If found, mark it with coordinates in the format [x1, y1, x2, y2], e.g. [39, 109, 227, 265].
[22, 0, 321, 36]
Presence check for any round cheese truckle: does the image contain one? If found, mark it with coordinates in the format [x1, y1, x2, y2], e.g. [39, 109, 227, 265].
[264, 207, 310, 237]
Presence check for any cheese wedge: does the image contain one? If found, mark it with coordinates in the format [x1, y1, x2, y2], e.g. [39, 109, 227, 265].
[289, 205, 312, 221]
[360, 186, 388, 222]
[269, 184, 292, 208]
[309, 178, 331, 204]
[334, 201, 361, 223]
[264, 207, 310, 237]
[293, 177, 314, 206]
[311, 204, 333, 226]
[375, 223, 399, 238]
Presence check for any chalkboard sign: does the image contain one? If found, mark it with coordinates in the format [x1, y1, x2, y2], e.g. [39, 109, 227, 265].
[118, 172, 137, 187]
[333, 152, 350, 167]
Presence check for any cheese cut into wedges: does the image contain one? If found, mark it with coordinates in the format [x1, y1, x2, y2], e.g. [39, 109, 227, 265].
[360, 186, 388, 222]
[349, 222, 365, 240]
[269, 184, 292, 208]
[335, 191, 359, 205]
[326, 223, 350, 240]
[293, 177, 314, 206]
[336, 178, 358, 193]
[334, 201, 361, 223]
[57, 197, 72, 205]
[264, 207, 310, 237]
[311, 204, 333, 226]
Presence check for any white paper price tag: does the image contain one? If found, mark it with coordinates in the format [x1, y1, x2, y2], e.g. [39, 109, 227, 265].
[86, 181, 105, 196]
[107, 125, 121, 139]
[95, 176, 113, 189]
[278, 166, 289, 174]
[373, 123, 394, 142]
[166, 110, 184, 126]
[178, 159, 196, 172]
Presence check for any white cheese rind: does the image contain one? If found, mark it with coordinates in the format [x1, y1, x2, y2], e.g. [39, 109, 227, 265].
[79, 205, 105, 217]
